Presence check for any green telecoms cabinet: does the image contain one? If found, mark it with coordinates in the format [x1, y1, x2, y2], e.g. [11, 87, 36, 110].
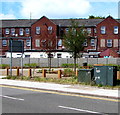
[94, 66, 117, 86]
[78, 69, 94, 84]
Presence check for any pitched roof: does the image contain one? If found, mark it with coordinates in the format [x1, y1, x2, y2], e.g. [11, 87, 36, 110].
[99, 49, 119, 57]
[1, 19, 37, 28]
[51, 19, 103, 27]
[1, 17, 119, 28]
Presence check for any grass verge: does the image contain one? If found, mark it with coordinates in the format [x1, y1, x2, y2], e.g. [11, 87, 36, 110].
[2, 76, 120, 89]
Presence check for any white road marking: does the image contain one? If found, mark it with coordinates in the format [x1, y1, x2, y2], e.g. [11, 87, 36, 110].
[58, 105, 101, 114]
[0, 95, 24, 101]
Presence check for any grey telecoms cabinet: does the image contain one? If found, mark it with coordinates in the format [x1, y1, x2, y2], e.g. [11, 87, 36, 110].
[94, 66, 117, 86]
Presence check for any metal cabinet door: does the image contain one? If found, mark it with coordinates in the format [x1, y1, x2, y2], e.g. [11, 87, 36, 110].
[94, 66, 107, 86]
[107, 66, 117, 86]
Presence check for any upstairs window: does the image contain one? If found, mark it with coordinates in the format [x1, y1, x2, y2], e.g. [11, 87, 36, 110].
[48, 41, 53, 47]
[87, 28, 91, 34]
[91, 39, 95, 46]
[65, 28, 69, 33]
[72, 28, 76, 35]
[114, 26, 118, 34]
[2, 40, 7, 46]
[83, 39, 87, 46]
[25, 28, 30, 35]
[35, 39, 40, 47]
[36, 27, 40, 34]
[48, 26, 53, 34]
[19, 28, 24, 36]
[41, 39, 46, 47]
[11, 28, 15, 36]
[107, 39, 112, 47]
[101, 26, 106, 34]
[94, 28, 97, 34]
[5, 28, 9, 35]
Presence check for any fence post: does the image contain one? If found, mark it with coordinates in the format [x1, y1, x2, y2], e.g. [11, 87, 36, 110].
[42, 69, 46, 78]
[6, 68, 9, 76]
[76, 69, 78, 77]
[58, 70, 62, 79]
[16, 68, 19, 76]
[28, 69, 32, 77]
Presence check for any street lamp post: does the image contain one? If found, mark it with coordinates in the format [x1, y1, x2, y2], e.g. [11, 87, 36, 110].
[10, 38, 13, 76]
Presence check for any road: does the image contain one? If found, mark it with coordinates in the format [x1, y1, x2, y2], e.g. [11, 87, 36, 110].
[1, 85, 119, 114]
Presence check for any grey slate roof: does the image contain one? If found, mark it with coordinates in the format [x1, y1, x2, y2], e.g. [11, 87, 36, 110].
[51, 19, 103, 27]
[1, 19, 37, 28]
[1, 18, 119, 28]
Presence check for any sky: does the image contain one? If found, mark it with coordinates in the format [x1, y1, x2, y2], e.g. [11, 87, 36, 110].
[0, 0, 119, 19]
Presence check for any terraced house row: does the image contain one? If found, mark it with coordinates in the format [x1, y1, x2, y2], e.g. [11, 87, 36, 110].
[0, 15, 120, 58]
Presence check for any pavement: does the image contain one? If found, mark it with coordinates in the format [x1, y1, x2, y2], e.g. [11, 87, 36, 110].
[0, 76, 119, 99]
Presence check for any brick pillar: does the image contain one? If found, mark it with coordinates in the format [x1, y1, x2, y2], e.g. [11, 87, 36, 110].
[42, 69, 46, 78]
[58, 70, 62, 79]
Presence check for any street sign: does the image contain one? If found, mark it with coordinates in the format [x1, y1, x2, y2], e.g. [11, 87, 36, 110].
[9, 40, 24, 52]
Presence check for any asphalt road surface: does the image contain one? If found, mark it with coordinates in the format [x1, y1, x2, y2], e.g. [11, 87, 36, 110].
[1, 85, 119, 114]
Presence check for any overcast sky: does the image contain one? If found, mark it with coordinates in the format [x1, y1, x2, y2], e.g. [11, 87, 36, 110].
[0, 0, 119, 19]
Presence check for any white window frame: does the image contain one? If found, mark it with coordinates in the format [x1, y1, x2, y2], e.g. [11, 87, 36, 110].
[114, 26, 118, 34]
[11, 28, 15, 36]
[83, 39, 87, 46]
[26, 39, 31, 47]
[65, 28, 69, 33]
[91, 39, 95, 46]
[19, 28, 24, 36]
[2, 40, 7, 46]
[107, 39, 112, 47]
[5, 28, 9, 35]
[35, 39, 40, 47]
[36, 27, 40, 34]
[94, 28, 97, 34]
[100, 39, 105, 47]
[87, 28, 91, 34]
[48, 26, 53, 34]
[58, 39, 62, 46]
[101, 26, 106, 34]
[25, 28, 30, 35]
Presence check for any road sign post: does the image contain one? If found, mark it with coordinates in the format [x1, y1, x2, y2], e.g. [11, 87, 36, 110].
[9, 40, 24, 76]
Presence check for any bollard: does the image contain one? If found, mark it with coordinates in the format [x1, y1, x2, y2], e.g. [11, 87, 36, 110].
[42, 69, 46, 78]
[28, 69, 32, 77]
[6, 68, 9, 76]
[16, 68, 19, 76]
[58, 70, 62, 79]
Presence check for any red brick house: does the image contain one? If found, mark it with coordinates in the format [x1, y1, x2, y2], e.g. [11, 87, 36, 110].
[0, 16, 119, 58]
[96, 16, 120, 58]
[31, 16, 58, 50]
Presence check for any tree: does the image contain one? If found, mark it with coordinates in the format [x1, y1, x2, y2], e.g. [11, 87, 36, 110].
[64, 20, 88, 72]
[89, 15, 105, 19]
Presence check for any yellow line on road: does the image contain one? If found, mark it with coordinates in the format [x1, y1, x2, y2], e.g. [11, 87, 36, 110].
[0, 85, 119, 102]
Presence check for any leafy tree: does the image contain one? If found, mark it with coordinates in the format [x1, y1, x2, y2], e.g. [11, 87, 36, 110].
[63, 20, 88, 72]
[89, 15, 105, 19]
